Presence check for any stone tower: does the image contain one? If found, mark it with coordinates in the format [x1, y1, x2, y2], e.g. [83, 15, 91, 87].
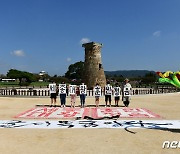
[82, 42, 106, 89]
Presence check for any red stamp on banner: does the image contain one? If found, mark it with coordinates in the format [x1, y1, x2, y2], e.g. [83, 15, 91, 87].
[15, 107, 160, 119]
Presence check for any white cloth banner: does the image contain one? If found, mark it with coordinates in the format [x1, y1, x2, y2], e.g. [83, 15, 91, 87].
[59, 84, 66, 94]
[124, 87, 131, 96]
[0, 120, 180, 129]
[80, 85, 87, 95]
[114, 87, 121, 97]
[105, 85, 112, 95]
[69, 85, 76, 95]
[94, 86, 101, 97]
[49, 84, 56, 93]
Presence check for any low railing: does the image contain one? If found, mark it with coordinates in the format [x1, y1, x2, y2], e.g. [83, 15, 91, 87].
[0, 87, 178, 97]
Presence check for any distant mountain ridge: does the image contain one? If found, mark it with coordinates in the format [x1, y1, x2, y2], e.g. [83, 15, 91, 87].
[105, 70, 156, 78]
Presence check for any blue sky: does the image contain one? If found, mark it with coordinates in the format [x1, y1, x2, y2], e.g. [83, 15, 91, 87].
[0, 0, 180, 75]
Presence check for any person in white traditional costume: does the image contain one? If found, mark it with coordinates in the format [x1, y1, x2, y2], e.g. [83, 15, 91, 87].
[122, 78, 132, 107]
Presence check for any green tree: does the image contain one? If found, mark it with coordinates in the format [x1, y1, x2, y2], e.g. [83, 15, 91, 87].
[40, 73, 50, 82]
[65, 61, 84, 80]
[0, 74, 6, 79]
[142, 72, 157, 84]
[7, 69, 36, 86]
[50, 76, 69, 83]
[32, 73, 41, 82]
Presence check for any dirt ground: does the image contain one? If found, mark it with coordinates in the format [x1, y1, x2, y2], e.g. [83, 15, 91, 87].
[0, 93, 180, 154]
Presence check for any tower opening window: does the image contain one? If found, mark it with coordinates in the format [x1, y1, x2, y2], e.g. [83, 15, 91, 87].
[99, 63, 102, 70]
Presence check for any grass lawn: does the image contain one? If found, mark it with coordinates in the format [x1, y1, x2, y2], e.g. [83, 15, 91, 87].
[0, 81, 50, 88]
[0, 82, 19, 87]
[30, 82, 50, 87]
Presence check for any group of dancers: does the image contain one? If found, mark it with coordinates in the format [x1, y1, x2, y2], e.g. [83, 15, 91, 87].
[49, 78, 132, 108]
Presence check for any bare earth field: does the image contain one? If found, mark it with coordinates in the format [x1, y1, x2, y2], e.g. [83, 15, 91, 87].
[0, 93, 180, 154]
